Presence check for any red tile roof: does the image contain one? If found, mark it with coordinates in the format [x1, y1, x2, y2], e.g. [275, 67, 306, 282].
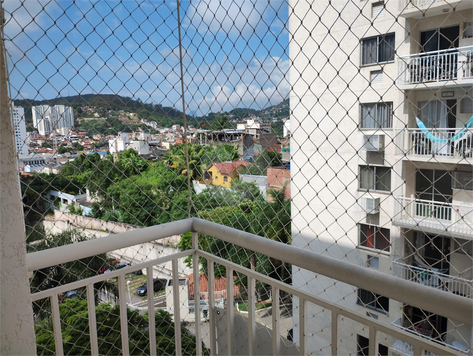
[182, 273, 240, 300]
[212, 160, 250, 174]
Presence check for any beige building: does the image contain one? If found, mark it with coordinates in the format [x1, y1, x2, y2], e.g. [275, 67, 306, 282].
[290, 1, 473, 355]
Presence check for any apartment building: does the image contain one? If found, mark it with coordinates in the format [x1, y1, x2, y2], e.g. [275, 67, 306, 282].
[290, 1, 472, 355]
[32, 104, 74, 136]
[12, 105, 27, 155]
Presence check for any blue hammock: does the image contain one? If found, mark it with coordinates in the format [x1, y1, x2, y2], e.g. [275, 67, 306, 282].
[416, 115, 473, 143]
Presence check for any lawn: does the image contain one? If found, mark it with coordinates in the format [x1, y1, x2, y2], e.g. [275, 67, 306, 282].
[238, 301, 272, 312]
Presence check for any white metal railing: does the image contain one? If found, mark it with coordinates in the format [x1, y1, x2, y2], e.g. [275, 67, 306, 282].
[392, 339, 437, 356]
[26, 218, 472, 356]
[393, 196, 473, 237]
[393, 259, 473, 298]
[392, 318, 470, 354]
[398, 47, 473, 85]
[404, 128, 473, 158]
[399, 0, 453, 11]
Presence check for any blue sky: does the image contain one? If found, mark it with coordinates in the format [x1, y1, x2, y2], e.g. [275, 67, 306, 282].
[4, 0, 289, 115]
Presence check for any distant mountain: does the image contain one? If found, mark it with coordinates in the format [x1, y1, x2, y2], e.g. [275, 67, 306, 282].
[13, 94, 182, 120]
[14, 94, 289, 129]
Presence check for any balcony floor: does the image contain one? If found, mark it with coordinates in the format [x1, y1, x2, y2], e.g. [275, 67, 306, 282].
[393, 217, 473, 239]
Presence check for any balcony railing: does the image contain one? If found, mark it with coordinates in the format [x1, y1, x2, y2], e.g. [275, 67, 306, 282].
[392, 318, 470, 354]
[399, 0, 458, 11]
[393, 196, 473, 238]
[402, 128, 473, 159]
[25, 218, 471, 355]
[398, 47, 473, 85]
[392, 339, 437, 356]
[393, 259, 473, 298]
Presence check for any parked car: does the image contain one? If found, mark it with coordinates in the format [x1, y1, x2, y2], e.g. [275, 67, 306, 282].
[99, 260, 136, 274]
[136, 278, 167, 297]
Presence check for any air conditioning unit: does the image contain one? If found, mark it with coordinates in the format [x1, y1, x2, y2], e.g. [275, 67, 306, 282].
[362, 197, 380, 214]
[363, 134, 385, 151]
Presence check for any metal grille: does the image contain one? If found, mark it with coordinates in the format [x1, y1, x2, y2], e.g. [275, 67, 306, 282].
[2, 0, 472, 355]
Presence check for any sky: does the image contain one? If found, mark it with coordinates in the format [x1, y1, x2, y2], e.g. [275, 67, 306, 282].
[4, 0, 289, 115]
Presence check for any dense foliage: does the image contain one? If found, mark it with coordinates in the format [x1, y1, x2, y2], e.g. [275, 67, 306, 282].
[242, 151, 284, 176]
[28, 230, 117, 319]
[35, 299, 208, 355]
[22, 143, 291, 298]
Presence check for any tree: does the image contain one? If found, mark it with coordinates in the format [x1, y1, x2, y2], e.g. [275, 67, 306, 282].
[29, 230, 117, 319]
[210, 115, 229, 130]
[35, 299, 209, 355]
[179, 190, 292, 299]
[243, 151, 284, 176]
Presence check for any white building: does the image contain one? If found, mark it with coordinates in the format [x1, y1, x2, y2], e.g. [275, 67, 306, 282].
[283, 119, 290, 139]
[108, 132, 130, 154]
[12, 105, 27, 155]
[127, 140, 150, 155]
[32, 105, 52, 136]
[54, 105, 74, 135]
[32, 104, 74, 136]
[290, 1, 473, 355]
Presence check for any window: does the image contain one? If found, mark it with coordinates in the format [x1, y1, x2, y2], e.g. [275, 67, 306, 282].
[223, 176, 228, 183]
[370, 70, 383, 84]
[360, 102, 393, 128]
[359, 224, 390, 251]
[453, 171, 473, 190]
[359, 166, 391, 192]
[357, 289, 389, 313]
[357, 335, 388, 356]
[361, 33, 395, 65]
[460, 97, 473, 113]
[367, 255, 379, 269]
[372, 2, 384, 18]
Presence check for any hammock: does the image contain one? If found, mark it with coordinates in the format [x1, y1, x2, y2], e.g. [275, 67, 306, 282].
[416, 115, 473, 143]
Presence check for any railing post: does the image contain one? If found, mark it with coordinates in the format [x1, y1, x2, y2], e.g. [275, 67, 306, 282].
[51, 295, 64, 355]
[208, 260, 217, 356]
[87, 284, 99, 356]
[271, 286, 280, 356]
[226, 268, 234, 355]
[172, 259, 182, 356]
[147, 266, 157, 356]
[248, 276, 256, 356]
[192, 232, 202, 356]
[0, 4, 36, 354]
[299, 297, 306, 356]
[331, 310, 338, 356]
[118, 274, 130, 355]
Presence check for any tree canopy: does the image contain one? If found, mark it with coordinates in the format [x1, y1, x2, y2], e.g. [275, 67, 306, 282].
[35, 299, 208, 355]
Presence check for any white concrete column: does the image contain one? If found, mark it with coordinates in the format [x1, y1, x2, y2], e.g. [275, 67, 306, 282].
[0, 7, 36, 355]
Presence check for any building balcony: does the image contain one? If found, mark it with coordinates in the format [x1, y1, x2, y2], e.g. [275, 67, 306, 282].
[393, 259, 473, 298]
[20, 218, 471, 355]
[397, 128, 473, 162]
[398, 0, 471, 19]
[398, 47, 473, 88]
[393, 196, 473, 239]
[392, 319, 470, 355]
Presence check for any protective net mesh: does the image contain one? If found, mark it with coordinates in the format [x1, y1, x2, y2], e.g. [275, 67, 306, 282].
[3, 0, 472, 355]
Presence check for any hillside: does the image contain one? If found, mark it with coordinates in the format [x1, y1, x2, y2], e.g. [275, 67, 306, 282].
[13, 94, 289, 134]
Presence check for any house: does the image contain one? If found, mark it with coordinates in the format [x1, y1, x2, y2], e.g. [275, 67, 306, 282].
[205, 160, 250, 187]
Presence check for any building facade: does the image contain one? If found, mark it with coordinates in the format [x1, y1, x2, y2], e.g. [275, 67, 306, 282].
[12, 105, 27, 155]
[290, 1, 473, 355]
[32, 104, 74, 136]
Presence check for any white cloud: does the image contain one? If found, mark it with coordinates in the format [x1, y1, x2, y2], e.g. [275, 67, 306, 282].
[2, 0, 57, 38]
[192, 56, 289, 114]
[159, 47, 193, 64]
[184, 0, 269, 37]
